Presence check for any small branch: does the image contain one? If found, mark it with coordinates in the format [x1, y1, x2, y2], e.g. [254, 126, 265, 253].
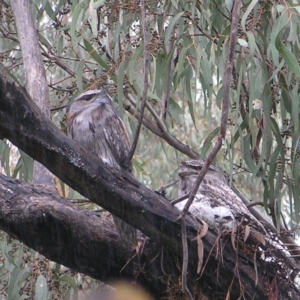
[125, 93, 199, 159]
[39, 37, 90, 84]
[156, 179, 178, 193]
[124, 102, 162, 135]
[181, 139, 223, 217]
[126, 93, 168, 132]
[181, 217, 193, 300]
[179, 2, 241, 295]
[127, 0, 149, 161]
[181, 0, 241, 217]
[170, 193, 189, 205]
[246, 201, 264, 208]
[212, 0, 231, 21]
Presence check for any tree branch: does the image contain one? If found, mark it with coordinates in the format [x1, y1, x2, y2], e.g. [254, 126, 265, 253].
[0, 174, 169, 297]
[11, 0, 55, 186]
[125, 93, 199, 158]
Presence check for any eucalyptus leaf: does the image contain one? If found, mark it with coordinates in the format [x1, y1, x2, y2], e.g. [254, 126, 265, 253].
[34, 275, 48, 300]
[83, 39, 109, 70]
[76, 59, 85, 93]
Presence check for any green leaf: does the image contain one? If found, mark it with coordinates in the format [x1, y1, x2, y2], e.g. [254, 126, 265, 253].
[83, 39, 109, 70]
[291, 83, 300, 136]
[215, 86, 223, 109]
[59, 275, 78, 291]
[117, 60, 125, 119]
[7, 266, 21, 300]
[200, 56, 212, 98]
[54, 0, 66, 17]
[2, 66, 20, 85]
[270, 10, 289, 46]
[57, 36, 64, 56]
[128, 46, 143, 85]
[275, 36, 300, 78]
[164, 12, 185, 49]
[76, 59, 85, 93]
[70, 2, 84, 48]
[270, 118, 285, 164]
[200, 127, 220, 159]
[16, 268, 31, 288]
[169, 97, 183, 124]
[170, 0, 178, 9]
[44, 2, 57, 21]
[241, 134, 257, 175]
[34, 275, 48, 300]
[246, 31, 257, 58]
[241, 0, 259, 32]
[1, 141, 11, 177]
[293, 183, 300, 223]
[88, 1, 98, 37]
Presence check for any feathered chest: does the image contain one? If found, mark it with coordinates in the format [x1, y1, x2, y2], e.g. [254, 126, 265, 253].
[67, 102, 131, 170]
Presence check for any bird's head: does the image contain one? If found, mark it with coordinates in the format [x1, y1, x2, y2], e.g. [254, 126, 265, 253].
[178, 160, 227, 186]
[69, 89, 113, 113]
[51, 89, 113, 113]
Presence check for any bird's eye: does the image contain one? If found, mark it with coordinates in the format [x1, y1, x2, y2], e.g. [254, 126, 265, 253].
[82, 99, 89, 103]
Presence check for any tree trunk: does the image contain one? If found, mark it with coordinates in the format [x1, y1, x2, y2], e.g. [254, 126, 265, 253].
[11, 0, 55, 186]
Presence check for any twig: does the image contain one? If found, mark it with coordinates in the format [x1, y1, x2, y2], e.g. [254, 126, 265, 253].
[156, 179, 178, 193]
[126, 93, 199, 158]
[181, 217, 193, 300]
[39, 35, 90, 84]
[126, 93, 168, 132]
[170, 193, 189, 205]
[124, 101, 162, 134]
[212, 0, 231, 21]
[127, 0, 149, 161]
[246, 201, 264, 208]
[231, 184, 278, 234]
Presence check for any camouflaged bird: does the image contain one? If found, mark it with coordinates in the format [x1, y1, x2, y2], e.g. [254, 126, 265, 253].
[176, 160, 266, 235]
[67, 89, 137, 248]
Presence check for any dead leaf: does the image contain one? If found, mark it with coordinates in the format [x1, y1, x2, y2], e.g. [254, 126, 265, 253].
[231, 226, 237, 251]
[244, 225, 250, 242]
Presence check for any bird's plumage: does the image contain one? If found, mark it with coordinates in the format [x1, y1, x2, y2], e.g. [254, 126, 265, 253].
[67, 89, 132, 172]
[177, 160, 266, 234]
[67, 89, 136, 247]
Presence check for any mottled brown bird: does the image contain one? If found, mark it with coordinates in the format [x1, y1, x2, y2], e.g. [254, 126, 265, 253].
[67, 89, 137, 248]
[176, 160, 266, 234]
[67, 89, 132, 172]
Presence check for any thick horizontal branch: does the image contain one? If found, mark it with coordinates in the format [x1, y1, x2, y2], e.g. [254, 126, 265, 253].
[0, 174, 170, 297]
[0, 64, 299, 299]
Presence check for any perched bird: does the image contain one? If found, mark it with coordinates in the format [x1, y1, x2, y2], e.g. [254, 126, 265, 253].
[67, 89, 137, 248]
[176, 161, 298, 283]
[176, 160, 266, 234]
[67, 89, 132, 172]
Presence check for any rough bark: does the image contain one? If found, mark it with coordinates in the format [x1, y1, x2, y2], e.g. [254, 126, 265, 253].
[0, 64, 299, 299]
[11, 0, 55, 186]
[0, 174, 169, 298]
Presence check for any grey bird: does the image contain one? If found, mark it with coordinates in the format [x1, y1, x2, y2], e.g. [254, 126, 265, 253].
[66, 89, 137, 248]
[176, 160, 266, 234]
